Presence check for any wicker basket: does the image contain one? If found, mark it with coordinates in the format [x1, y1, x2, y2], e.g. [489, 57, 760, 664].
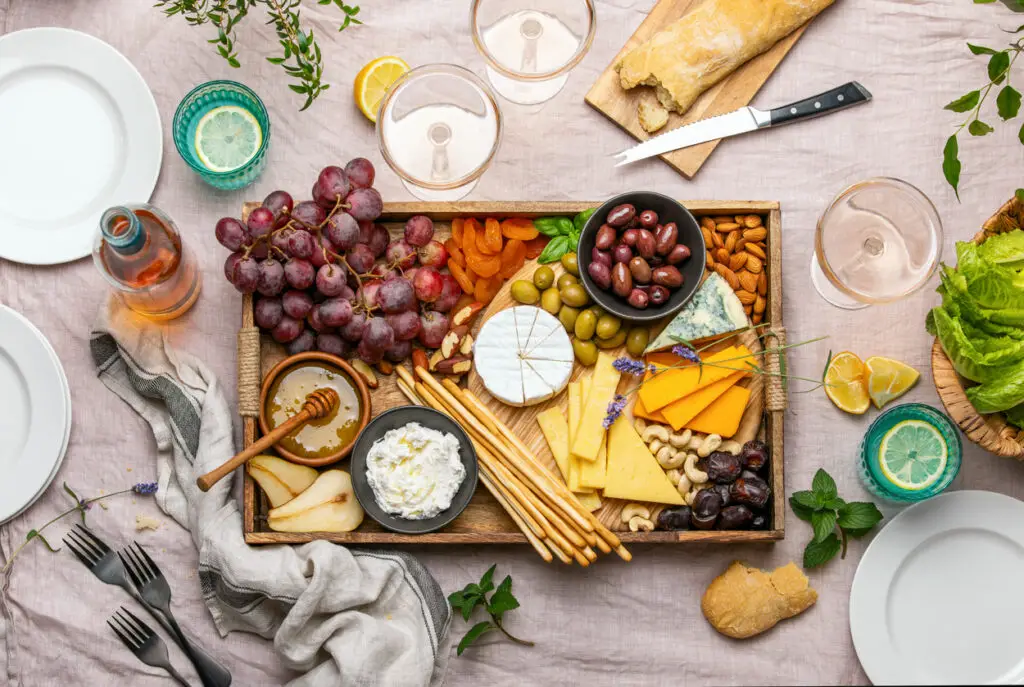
[932, 195, 1024, 458]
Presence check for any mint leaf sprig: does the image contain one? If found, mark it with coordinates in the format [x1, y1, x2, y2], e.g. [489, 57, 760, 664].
[789, 469, 883, 569]
[448, 565, 534, 656]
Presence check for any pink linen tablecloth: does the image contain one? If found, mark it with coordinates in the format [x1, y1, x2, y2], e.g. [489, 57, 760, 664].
[4, 0, 1024, 684]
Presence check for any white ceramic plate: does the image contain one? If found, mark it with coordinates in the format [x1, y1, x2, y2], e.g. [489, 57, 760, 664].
[0, 28, 162, 265]
[850, 491, 1024, 685]
[0, 306, 72, 523]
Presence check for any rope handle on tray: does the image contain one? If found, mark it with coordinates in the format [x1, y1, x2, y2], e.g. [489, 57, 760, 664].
[237, 326, 261, 418]
[762, 326, 787, 412]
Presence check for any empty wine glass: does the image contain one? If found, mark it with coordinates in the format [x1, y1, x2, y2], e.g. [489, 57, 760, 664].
[376, 64, 502, 201]
[811, 177, 943, 309]
[471, 0, 596, 105]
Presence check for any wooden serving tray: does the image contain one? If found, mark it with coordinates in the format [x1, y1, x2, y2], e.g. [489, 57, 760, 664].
[585, 0, 823, 178]
[241, 201, 785, 545]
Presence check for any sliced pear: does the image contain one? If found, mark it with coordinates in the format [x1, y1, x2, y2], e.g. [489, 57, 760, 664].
[246, 455, 319, 508]
[267, 469, 364, 533]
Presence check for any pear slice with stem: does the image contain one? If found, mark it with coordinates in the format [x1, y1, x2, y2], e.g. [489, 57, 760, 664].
[267, 469, 364, 533]
[246, 455, 318, 508]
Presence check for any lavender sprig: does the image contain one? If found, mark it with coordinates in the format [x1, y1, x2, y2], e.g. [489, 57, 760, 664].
[1, 482, 159, 574]
[612, 357, 654, 376]
[671, 344, 701, 364]
[603, 395, 628, 429]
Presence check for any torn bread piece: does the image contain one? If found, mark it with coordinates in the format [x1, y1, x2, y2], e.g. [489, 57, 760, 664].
[701, 561, 817, 638]
[638, 98, 669, 133]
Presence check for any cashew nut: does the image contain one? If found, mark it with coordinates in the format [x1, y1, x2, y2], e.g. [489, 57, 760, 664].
[641, 424, 670, 445]
[649, 439, 664, 455]
[620, 503, 651, 523]
[720, 439, 743, 456]
[657, 446, 685, 469]
[684, 452, 709, 484]
[665, 468, 683, 486]
[687, 433, 705, 451]
[634, 417, 647, 435]
[676, 473, 692, 495]
[629, 515, 655, 533]
[668, 429, 692, 450]
[697, 433, 723, 458]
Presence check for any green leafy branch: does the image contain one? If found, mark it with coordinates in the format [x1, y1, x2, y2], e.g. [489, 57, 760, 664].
[789, 469, 882, 568]
[154, 0, 361, 111]
[448, 565, 534, 656]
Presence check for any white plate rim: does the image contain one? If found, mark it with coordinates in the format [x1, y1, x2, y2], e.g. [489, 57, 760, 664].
[850, 490, 1024, 685]
[0, 27, 162, 265]
[0, 306, 71, 523]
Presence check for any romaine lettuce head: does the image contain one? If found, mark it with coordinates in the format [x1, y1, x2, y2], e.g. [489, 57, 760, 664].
[938, 268, 1024, 337]
[977, 229, 1024, 270]
[1005, 404, 1024, 429]
[967, 369, 1024, 414]
[955, 241, 1024, 310]
[931, 306, 1024, 382]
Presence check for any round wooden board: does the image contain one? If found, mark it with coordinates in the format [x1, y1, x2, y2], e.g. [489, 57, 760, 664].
[467, 258, 764, 532]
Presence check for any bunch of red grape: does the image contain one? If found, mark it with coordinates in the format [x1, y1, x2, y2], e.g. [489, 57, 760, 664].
[217, 160, 459, 364]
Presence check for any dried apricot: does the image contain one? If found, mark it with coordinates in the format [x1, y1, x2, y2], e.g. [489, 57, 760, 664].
[483, 218, 504, 254]
[445, 238, 465, 268]
[476, 224, 497, 255]
[499, 238, 526, 278]
[465, 265, 478, 283]
[501, 218, 539, 241]
[448, 260, 475, 294]
[474, 275, 501, 304]
[463, 218, 481, 253]
[524, 235, 550, 259]
[451, 217, 464, 245]
[467, 251, 500, 278]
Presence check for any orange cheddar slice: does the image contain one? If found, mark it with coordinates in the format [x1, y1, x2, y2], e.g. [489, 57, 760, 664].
[685, 385, 751, 438]
[632, 388, 668, 423]
[660, 370, 746, 431]
[638, 345, 751, 412]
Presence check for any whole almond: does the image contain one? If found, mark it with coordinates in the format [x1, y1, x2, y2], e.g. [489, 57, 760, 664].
[744, 215, 763, 228]
[706, 250, 715, 266]
[744, 304, 754, 317]
[714, 264, 740, 290]
[700, 226, 714, 246]
[734, 215, 746, 224]
[727, 229, 741, 250]
[729, 253, 748, 272]
[724, 231, 738, 253]
[752, 312, 763, 324]
[742, 228, 767, 242]
[711, 216, 734, 225]
[746, 254, 763, 274]
[746, 243, 766, 260]
[712, 231, 724, 249]
[715, 247, 731, 264]
[754, 293, 766, 314]
[736, 289, 757, 305]
[715, 222, 741, 233]
[701, 217, 716, 232]
[738, 271, 758, 292]
[757, 272, 767, 296]
[735, 237, 748, 253]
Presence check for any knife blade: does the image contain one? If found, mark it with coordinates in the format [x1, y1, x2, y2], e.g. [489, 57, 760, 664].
[613, 81, 872, 167]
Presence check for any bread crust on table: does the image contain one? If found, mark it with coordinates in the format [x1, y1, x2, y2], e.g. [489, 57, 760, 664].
[617, 0, 835, 115]
[701, 561, 817, 639]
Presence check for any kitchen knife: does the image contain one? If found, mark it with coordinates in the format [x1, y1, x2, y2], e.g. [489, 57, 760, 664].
[612, 82, 872, 167]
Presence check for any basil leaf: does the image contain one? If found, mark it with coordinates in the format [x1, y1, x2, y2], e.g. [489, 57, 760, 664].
[537, 235, 570, 264]
[944, 91, 979, 113]
[837, 502, 884, 532]
[533, 217, 573, 237]
[943, 135, 961, 200]
[969, 119, 994, 136]
[990, 51, 1011, 84]
[568, 228, 581, 253]
[999, 85, 1023, 121]
[573, 208, 597, 233]
[968, 43, 998, 55]
[811, 510, 837, 544]
[811, 469, 838, 500]
[803, 533, 841, 569]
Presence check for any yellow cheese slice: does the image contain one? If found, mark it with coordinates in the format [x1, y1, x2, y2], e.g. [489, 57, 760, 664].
[536, 408, 571, 483]
[660, 370, 747, 431]
[603, 415, 685, 505]
[571, 352, 621, 461]
[576, 491, 602, 512]
[566, 381, 593, 492]
[579, 429, 608, 490]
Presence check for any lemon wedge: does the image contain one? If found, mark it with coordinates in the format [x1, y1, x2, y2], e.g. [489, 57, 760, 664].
[865, 356, 920, 409]
[824, 351, 871, 415]
[354, 56, 410, 123]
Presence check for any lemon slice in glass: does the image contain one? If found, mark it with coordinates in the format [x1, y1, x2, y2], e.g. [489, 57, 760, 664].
[194, 105, 263, 173]
[879, 419, 948, 491]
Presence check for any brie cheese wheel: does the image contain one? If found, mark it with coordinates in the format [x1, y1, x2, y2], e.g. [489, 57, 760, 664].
[473, 306, 574, 407]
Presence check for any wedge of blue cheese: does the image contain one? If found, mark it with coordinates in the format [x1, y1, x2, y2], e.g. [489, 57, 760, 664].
[645, 273, 749, 353]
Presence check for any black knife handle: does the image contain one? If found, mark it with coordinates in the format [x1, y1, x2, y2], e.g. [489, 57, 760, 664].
[768, 82, 872, 127]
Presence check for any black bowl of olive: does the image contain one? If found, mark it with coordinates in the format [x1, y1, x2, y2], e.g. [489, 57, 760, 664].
[577, 191, 705, 323]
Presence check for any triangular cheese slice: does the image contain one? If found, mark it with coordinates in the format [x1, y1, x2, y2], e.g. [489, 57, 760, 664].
[603, 416, 684, 505]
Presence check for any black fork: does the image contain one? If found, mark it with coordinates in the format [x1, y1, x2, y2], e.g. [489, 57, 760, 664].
[108, 606, 191, 686]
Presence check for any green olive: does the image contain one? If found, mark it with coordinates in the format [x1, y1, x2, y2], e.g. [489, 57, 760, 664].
[533, 265, 555, 290]
[626, 327, 650, 357]
[561, 252, 579, 276]
[558, 305, 579, 333]
[561, 283, 590, 308]
[586, 305, 605, 320]
[572, 338, 599, 366]
[595, 314, 622, 340]
[540, 287, 562, 315]
[595, 329, 628, 349]
[574, 309, 597, 340]
[557, 273, 578, 291]
[510, 280, 540, 305]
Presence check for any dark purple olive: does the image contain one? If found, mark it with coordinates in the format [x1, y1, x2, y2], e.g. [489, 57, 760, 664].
[628, 256, 652, 284]
[606, 203, 636, 227]
[587, 261, 612, 290]
[595, 224, 617, 250]
[612, 243, 633, 264]
[752, 514, 768, 530]
[622, 229, 640, 247]
[710, 483, 732, 507]
[627, 288, 650, 309]
[649, 285, 670, 306]
[717, 505, 754, 530]
[655, 222, 679, 256]
[741, 439, 770, 473]
[706, 451, 742, 484]
[666, 243, 691, 266]
[649, 256, 665, 267]
[656, 506, 692, 531]
[611, 262, 632, 297]
[636, 229, 656, 259]
[691, 511, 718, 530]
[591, 246, 613, 268]
[730, 475, 771, 509]
[638, 209, 659, 228]
[693, 489, 723, 518]
[652, 265, 684, 288]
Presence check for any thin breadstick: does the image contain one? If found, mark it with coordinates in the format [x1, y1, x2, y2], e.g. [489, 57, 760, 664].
[582, 546, 597, 563]
[615, 545, 633, 562]
[396, 379, 422, 406]
[593, 536, 612, 555]
[479, 471, 552, 562]
[478, 462, 546, 539]
[545, 539, 572, 564]
[396, 365, 417, 390]
[442, 378, 500, 436]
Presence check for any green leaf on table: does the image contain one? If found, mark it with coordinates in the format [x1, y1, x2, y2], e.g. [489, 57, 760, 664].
[944, 90, 980, 113]
[457, 621, 497, 655]
[968, 43, 998, 55]
[479, 564, 496, 594]
[25, 529, 59, 553]
[62, 482, 80, 505]
[824, 496, 847, 511]
[803, 533, 842, 569]
[843, 526, 876, 539]
[998, 86, 1022, 120]
[789, 500, 816, 523]
[969, 120, 995, 136]
[811, 468, 838, 499]
[811, 510, 837, 543]
[537, 235, 570, 264]
[533, 217, 573, 238]
[573, 208, 597, 233]
[974, 0, 998, 4]
[990, 52, 1011, 84]
[790, 490, 821, 513]
[837, 502, 884, 531]
[1018, 120, 1024, 145]
[486, 576, 520, 621]
[943, 135, 962, 200]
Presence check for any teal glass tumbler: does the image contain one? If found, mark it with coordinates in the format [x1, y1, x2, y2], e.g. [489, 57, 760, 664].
[857, 403, 962, 503]
[172, 80, 270, 190]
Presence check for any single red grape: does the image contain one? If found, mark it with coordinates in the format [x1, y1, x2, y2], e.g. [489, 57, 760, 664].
[378, 276, 416, 313]
[403, 215, 434, 247]
[316, 333, 348, 357]
[271, 316, 303, 343]
[313, 166, 351, 209]
[340, 311, 367, 342]
[291, 201, 326, 229]
[247, 207, 275, 239]
[282, 289, 314, 319]
[418, 311, 449, 348]
[356, 339, 384, 364]
[385, 340, 412, 363]
[285, 229, 316, 259]
[345, 158, 375, 189]
[286, 329, 317, 354]
[346, 243, 375, 273]
[263, 190, 294, 222]
[316, 263, 347, 296]
[357, 220, 374, 244]
[386, 239, 417, 270]
[320, 297, 354, 327]
[271, 227, 293, 255]
[363, 317, 395, 351]
[359, 279, 383, 310]
[257, 258, 286, 296]
[232, 256, 260, 293]
[284, 258, 315, 290]
[432, 274, 461, 313]
[216, 217, 248, 251]
[386, 311, 421, 341]
[324, 213, 359, 251]
[416, 240, 448, 268]
[345, 187, 383, 222]
[254, 297, 284, 329]
[248, 240, 269, 260]
[224, 252, 242, 282]
[309, 233, 336, 268]
[307, 304, 329, 333]
[413, 267, 444, 303]
[368, 224, 390, 258]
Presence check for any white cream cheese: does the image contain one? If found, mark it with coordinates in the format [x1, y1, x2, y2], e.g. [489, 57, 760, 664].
[365, 421, 465, 520]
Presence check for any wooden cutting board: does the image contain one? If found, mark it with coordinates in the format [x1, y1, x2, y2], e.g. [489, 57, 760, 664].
[585, 0, 821, 178]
